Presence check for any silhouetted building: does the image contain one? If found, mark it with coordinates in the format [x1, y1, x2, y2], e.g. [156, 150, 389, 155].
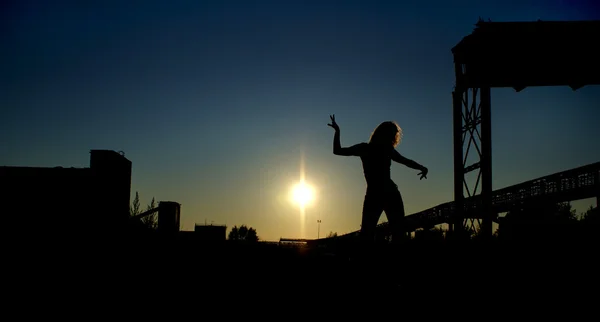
[194, 224, 226, 241]
[90, 150, 132, 226]
[157, 201, 181, 234]
[0, 150, 132, 238]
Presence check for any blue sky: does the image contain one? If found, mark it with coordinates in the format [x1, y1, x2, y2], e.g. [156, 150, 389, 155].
[2, 0, 599, 240]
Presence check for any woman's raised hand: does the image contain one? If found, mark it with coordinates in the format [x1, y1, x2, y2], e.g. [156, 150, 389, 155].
[327, 114, 340, 132]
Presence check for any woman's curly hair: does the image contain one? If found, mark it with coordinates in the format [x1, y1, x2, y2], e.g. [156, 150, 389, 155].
[369, 121, 402, 148]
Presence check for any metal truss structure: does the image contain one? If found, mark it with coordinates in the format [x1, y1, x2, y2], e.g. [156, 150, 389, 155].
[450, 20, 600, 237]
[402, 161, 600, 231]
[321, 161, 599, 242]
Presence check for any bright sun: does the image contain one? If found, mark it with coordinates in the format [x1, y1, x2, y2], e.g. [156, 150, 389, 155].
[291, 181, 314, 207]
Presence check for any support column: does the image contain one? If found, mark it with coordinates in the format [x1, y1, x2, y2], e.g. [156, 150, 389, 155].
[480, 87, 493, 238]
[452, 89, 464, 236]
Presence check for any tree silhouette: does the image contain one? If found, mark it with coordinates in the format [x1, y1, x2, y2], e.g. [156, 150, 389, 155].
[326, 231, 338, 238]
[499, 201, 579, 241]
[130, 191, 141, 217]
[414, 226, 445, 241]
[128, 192, 158, 231]
[141, 197, 157, 230]
[580, 205, 599, 224]
[228, 225, 259, 242]
[555, 202, 577, 222]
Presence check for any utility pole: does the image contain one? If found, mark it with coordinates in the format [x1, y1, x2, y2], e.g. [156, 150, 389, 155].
[317, 219, 321, 239]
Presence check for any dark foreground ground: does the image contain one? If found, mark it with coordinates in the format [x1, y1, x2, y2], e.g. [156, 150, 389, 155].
[6, 233, 598, 315]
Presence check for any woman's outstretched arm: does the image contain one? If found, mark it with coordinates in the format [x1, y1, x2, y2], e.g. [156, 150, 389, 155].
[391, 149, 428, 179]
[328, 114, 364, 156]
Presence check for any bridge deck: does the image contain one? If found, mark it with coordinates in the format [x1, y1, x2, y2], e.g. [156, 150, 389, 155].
[328, 162, 600, 236]
[402, 162, 599, 231]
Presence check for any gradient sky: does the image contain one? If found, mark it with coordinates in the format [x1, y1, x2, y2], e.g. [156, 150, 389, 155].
[2, 0, 599, 241]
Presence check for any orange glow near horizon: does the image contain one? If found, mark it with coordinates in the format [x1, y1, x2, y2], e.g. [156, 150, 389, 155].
[288, 151, 317, 238]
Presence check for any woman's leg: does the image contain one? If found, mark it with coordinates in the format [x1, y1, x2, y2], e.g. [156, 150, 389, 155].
[383, 187, 407, 246]
[360, 192, 384, 245]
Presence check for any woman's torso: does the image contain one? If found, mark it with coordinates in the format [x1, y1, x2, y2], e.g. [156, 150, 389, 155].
[360, 143, 396, 191]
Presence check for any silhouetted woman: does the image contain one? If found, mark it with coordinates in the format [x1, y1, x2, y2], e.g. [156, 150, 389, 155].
[328, 114, 428, 246]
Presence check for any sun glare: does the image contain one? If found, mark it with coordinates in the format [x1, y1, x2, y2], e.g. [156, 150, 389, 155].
[291, 181, 314, 208]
